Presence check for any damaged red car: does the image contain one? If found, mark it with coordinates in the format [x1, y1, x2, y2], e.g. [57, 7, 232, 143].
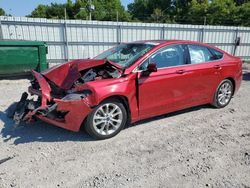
[13, 40, 242, 139]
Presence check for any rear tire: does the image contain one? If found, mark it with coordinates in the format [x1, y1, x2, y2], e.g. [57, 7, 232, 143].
[85, 99, 127, 140]
[212, 79, 233, 108]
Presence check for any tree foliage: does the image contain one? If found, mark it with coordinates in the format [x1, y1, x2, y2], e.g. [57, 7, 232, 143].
[237, 2, 250, 26]
[0, 7, 5, 16]
[128, 0, 250, 26]
[29, 0, 131, 21]
[28, 0, 250, 26]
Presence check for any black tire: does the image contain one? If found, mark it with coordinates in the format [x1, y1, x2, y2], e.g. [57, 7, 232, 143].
[212, 79, 233, 108]
[85, 99, 127, 140]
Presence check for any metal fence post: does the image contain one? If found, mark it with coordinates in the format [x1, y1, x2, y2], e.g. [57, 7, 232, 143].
[117, 25, 121, 44]
[64, 20, 69, 62]
[0, 17, 3, 40]
[161, 26, 165, 40]
[199, 28, 204, 42]
[232, 29, 239, 55]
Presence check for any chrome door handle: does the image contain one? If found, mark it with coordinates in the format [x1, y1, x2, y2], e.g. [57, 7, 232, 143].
[214, 65, 221, 70]
[176, 70, 185, 74]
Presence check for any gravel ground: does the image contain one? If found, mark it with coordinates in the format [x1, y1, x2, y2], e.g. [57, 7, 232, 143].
[0, 64, 250, 188]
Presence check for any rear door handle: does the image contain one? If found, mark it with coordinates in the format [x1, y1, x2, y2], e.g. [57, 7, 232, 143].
[214, 65, 221, 70]
[176, 70, 185, 74]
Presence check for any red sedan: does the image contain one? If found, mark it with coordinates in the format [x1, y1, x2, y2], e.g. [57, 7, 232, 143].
[13, 40, 242, 139]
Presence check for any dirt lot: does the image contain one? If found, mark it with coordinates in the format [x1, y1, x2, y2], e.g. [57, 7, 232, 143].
[0, 65, 250, 188]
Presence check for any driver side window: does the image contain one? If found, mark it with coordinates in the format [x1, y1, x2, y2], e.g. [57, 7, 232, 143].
[139, 45, 185, 70]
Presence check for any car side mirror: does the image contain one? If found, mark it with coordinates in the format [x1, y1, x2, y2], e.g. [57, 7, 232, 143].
[141, 63, 157, 76]
[147, 63, 157, 72]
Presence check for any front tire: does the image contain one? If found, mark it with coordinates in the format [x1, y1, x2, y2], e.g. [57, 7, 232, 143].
[85, 99, 127, 139]
[212, 79, 233, 108]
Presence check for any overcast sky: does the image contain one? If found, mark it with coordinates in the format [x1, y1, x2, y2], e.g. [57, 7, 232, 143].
[0, 0, 133, 16]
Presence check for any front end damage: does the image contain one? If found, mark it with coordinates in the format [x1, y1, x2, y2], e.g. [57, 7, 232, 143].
[13, 59, 122, 132]
[13, 70, 92, 131]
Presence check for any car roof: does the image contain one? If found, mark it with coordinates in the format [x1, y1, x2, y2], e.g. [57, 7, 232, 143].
[135, 40, 181, 43]
[131, 40, 202, 45]
[130, 40, 227, 53]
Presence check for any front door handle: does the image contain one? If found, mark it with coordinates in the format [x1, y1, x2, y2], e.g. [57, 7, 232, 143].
[176, 70, 185, 74]
[214, 65, 221, 70]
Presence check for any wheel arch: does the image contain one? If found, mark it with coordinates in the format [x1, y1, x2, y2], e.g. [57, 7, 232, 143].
[224, 77, 236, 95]
[80, 95, 131, 131]
[100, 95, 131, 126]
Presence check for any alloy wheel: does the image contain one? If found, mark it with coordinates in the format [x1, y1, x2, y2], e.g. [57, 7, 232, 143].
[93, 103, 123, 136]
[217, 81, 233, 106]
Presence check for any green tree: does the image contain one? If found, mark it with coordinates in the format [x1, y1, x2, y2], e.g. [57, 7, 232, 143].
[30, 3, 66, 19]
[234, 0, 250, 5]
[179, 0, 209, 24]
[150, 8, 164, 22]
[92, 0, 131, 21]
[0, 7, 5, 16]
[128, 0, 176, 22]
[237, 2, 250, 26]
[47, 3, 66, 19]
[29, 0, 131, 21]
[206, 0, 238, 25]
[128, 0, 151, 21]
[173, 0, 190, 23]
[30, 5, 47, 18]
[127, 0, 250, 25]
[27, 0, 250, 26]
[72, 0, 88, 20]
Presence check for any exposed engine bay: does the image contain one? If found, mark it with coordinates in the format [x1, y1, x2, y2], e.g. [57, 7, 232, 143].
[41, 63, 122, 98]
[74, 64, 121, 85]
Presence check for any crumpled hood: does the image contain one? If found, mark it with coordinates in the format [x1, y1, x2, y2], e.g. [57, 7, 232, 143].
[41, 59, 122, 90]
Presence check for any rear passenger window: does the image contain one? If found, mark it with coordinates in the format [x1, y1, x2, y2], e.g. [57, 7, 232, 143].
[188, 45, 214, 64]
[208, 48, 224, 60]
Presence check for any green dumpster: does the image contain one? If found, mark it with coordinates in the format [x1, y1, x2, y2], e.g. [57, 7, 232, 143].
[0, 40, 48, 76]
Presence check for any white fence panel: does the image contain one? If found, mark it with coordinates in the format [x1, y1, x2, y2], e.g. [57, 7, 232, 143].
[0, 16, 250, 63]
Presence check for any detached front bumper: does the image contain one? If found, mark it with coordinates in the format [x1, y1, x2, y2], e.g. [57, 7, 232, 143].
[13, 70, 92, 132]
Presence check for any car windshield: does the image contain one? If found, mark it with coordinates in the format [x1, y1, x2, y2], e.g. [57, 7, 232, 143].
[95, 43, 156, 68]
